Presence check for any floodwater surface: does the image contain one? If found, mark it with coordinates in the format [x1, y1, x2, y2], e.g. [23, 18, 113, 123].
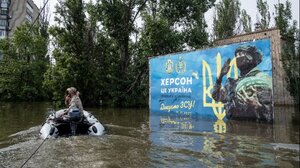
[0, 102, 299, 168]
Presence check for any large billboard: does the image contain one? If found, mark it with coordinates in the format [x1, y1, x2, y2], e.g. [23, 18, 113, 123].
[149, 38, 273, 122]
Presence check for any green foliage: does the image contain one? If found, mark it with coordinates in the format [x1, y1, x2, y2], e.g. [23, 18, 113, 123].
[275, 0, 299, 105]
[139, 14, 182, 56]
[213, 0, 241, 39]
[45, 0, 93, 106]
[0, 24, 49, 101]
[256, 0, 270, 30]
[42, 0, 215, 107]
[241, 9, 252, 33]
[1, 0, 298, 108]
[281, 39, 300, 105]
[275, 1, 292, 36]
[160, 0, 214, 48]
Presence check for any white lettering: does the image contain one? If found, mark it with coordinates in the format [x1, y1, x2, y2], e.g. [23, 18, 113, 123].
[170, 78, 175, 85]
[161, 79, 165, 85]
[175, 78, 180, 85]
[167, 86, 192, 93]
[186, 77, 192, 85]
[160, 103, 179, 112]
[161, 88, 167, 93]
[160, 77, 193, 86]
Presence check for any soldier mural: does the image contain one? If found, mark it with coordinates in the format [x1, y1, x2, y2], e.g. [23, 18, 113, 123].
[149, 38, 273, 122]
[212, 46, 273, 122]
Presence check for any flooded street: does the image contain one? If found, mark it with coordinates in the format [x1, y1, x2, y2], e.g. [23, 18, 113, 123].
[0, 102, 299, 167]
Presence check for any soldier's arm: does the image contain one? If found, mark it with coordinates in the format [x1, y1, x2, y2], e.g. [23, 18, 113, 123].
[212, 58, 231, 102]
[212, 77, 227, 102]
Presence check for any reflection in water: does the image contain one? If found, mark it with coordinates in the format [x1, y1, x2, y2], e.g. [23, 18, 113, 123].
[213, 119, 226, 133]
[273, 106, 300, 144]
[150, 110, 299, 167]
[0, 102, 299, 167]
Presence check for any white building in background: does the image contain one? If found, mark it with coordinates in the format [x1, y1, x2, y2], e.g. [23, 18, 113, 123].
[0, 0, 39, 39]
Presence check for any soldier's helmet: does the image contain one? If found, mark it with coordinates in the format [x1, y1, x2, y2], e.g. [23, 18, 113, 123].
[235, 45, 262, 65]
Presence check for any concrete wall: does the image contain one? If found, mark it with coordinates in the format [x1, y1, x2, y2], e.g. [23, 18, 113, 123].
[214, 28, 293, 105]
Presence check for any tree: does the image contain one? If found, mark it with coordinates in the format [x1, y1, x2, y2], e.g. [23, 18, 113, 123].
[44, 0, 99, 106]
[213, 0, 241, 39]
[256, 0, 271, 30]
[241, 9, 252, 33]
[275, 0, 299, 105]
[96, 0, 147, 72]
[89, 0, 149, 106]
[0, 24, 49, 101]
[39, 0, 50, 39]
[159, 0, 215, 49]
[275, 0, 295, 37]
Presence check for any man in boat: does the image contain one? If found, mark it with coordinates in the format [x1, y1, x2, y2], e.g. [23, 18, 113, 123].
[64, 87, 83, 113]
[56, 87, 83, 120]
[212, 45, 273, 122]
[41, 87, 104, 138]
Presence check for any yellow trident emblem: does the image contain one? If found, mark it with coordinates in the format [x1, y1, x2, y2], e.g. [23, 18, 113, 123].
[202, 52, 238, 120]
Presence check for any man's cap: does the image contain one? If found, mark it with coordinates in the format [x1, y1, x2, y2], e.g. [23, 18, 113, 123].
[235, 45, 262, 65]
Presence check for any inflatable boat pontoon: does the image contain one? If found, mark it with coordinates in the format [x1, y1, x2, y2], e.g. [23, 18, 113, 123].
[40, 109, 105, 139]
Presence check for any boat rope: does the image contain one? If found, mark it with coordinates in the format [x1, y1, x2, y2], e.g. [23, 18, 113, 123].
[19, 132, 50, 168]
[20, 107, 56, 168]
